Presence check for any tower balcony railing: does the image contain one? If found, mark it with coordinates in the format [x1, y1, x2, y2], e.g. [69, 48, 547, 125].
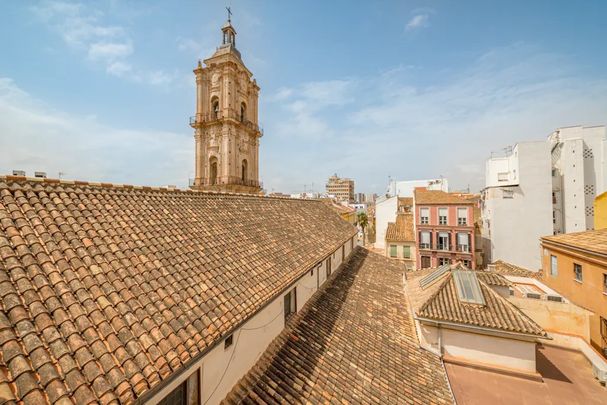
[189, 109, 261, 134]
[193, 176, 262, 188]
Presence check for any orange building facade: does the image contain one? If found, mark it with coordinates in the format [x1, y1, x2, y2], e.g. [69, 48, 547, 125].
[541, 230, 607, 358]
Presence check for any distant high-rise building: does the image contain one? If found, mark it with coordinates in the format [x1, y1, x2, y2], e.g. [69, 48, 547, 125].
[326, 174, 355, 202]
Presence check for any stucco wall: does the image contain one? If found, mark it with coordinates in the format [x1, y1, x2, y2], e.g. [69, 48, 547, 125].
[374, 196, 398, 249]
[147, 237, 356, 405]
[509, 296, 591, 342]
[420, 324, 537, 373]
[541, 244, 607, 355]
[482, 141, 552, 270]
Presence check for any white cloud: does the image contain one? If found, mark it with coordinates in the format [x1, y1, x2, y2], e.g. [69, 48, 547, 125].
[30, 1, 175, 86]
[0, 77, 191, 186]
[406, 14, 429, 31]
[262, 44, 607, 193]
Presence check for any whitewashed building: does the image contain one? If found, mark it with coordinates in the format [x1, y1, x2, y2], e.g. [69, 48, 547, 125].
[549, 125, 607, 234]
[482, 141, 553, 271]
[386, 178, 448, 198]
[374, 195, 399, 250]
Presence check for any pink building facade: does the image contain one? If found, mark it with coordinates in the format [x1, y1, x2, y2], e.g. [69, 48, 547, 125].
[414, 191, 476, 269]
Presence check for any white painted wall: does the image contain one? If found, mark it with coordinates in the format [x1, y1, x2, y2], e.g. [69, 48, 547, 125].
[482, 141, 553, 271]
[549, 125, 607, 233]
[419, 324, 537, 373]
[386, 178, 449, 197]
[146, 237, 357, 405]
[374, 196, 398, 250]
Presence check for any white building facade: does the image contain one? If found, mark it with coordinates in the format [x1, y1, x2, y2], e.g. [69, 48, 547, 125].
[482, 141, 553, 271]
[386, 178, 448, 198]
[549, 125, 607, 234]
[374, 196, 398, 250]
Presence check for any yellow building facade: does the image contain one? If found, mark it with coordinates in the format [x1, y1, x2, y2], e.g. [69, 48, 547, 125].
[541, 230, 607, 357]
[594, 191, 607, 230]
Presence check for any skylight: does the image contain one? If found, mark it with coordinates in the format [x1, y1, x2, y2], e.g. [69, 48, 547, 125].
[419, 263, 451, 289]
[453, 270, 485, 305]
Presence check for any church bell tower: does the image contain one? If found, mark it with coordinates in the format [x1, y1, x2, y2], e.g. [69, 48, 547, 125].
[190, 13, 262, 194]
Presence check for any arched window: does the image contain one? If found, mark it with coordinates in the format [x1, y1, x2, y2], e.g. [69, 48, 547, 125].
[241, 159, 248, 183]
[240, 102, 246, 123]
[209, 157, 218, 185]
[211, 97, 219, 120]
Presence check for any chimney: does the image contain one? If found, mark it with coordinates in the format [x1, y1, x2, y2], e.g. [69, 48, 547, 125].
[34, 171, 47, 179]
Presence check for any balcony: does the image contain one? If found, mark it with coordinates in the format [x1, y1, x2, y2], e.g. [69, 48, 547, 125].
[189, 109, 262, 135]
[192, 176, 262, 189]
[437, 244, 449, 251]
[419, 243, 431, 249]
[457, 244, 470, 253]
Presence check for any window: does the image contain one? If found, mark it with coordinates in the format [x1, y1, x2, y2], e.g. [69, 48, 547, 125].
[457, 233, 469, 252]
[403, 245, 411, 259]
[421, 256, 431, 268]
[574, 263, 583, 282]
[209, 157, 218, 185]
[462, 259, 471, 268]
[158, 370, 199, 405]
[284, 288, 297, 323]
[389, 245, 397, 257]
[224, 334, 233, 349]
[550, 255, 558, 276]
[240, 102, 246, 122]
[457, 208, 467, 226]
[420, 207, 429, 224]
[326, 257, 332, 277]
[438, 257, 451, 266]
[420, 231, 431, 249]
[438, 208, 448, 225]
[437, 232, 449, 251]
[603, 274, 607, 294]
[552, 192, 557, 204]
[503, 189, 513, 199]
[211, 98, 219, 119]
[241, 159, 248, 182]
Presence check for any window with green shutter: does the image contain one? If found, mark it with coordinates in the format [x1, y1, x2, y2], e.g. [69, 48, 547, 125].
[403, 245, 411, 259]
[390, 245, 397, 257]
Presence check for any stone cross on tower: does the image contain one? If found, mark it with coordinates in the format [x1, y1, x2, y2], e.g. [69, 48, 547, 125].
[190, 16, 262, 195]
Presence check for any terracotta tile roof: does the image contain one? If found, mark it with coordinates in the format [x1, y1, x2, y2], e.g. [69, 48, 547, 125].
[385, 213, 415, 242]
[224, 249, 453, 404]
[476, 272, 511, 287]
[0, 177, 356, 404]
[416, 270, 546, 337]
[398, 197, 413, 208]
[488, 260, 543, 279]
[542, 228, 607, 256]
[414, 188, 474, 205]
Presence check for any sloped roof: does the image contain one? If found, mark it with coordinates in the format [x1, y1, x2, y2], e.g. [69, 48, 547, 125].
[416, 271, 546, 337]
[224, 249, 453, 404]
[385, 213, 415, 242]
[414, 188, 475, 205]
[488, 260, 543, 279]
[0, 177, 356, 404]
[476, 271, 511, 287]
[542, 229, 607, 256]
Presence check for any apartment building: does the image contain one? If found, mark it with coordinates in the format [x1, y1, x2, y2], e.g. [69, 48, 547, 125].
[414, 188, 477, 269]
[386, 178, 448, 197]
[326, 174, 355, 202]
[541, 229, 607, 358]
[482, 141, 553, 270]
[549, 125, 607, 234]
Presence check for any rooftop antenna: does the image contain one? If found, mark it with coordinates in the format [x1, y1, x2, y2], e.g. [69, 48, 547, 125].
[226, 6, 232, 22]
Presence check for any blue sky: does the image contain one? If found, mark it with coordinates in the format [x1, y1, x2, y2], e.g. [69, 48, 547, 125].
[1, 1, 606, 194]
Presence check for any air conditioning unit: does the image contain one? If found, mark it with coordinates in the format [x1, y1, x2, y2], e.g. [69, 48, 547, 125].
[12, 170, 26, 176]
[34, 171, 47, 179]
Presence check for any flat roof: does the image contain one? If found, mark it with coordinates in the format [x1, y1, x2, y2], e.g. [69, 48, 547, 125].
[446, 345, 607, 404]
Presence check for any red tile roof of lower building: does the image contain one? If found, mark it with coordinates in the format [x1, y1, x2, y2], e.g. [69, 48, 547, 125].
[0, 177, 356, 404]
[224, 249, 453, 404]
[385, 213, 415, 242]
